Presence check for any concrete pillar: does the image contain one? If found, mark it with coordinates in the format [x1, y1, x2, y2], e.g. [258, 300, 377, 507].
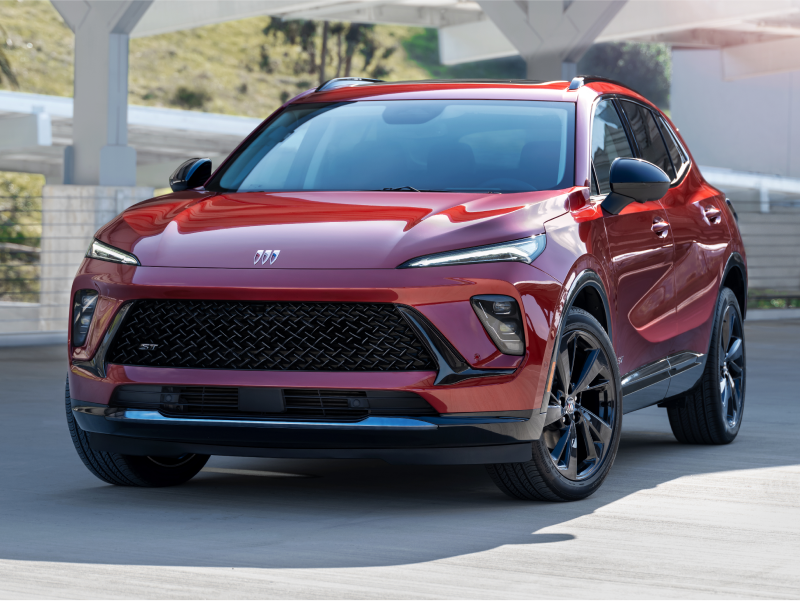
[521, 55, 576, 81]
[51, 0, 152, 186]
[37, 2, 153, 332]
[479, 0, 627, 80]
[39, 185, 153, 332]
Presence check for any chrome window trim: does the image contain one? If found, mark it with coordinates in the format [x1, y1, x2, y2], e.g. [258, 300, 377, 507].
[614, 95, 692, 187]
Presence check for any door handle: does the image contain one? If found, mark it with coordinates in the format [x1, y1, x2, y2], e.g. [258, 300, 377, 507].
[652, 218, 670, 238]
[703, 206, 722, 224]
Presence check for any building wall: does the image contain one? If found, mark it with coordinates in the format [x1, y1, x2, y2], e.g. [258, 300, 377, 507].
[671, 48, 800, 177]
[673, 49, 800, 291]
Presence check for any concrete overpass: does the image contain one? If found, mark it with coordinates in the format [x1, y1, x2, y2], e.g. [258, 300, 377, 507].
[2, 0, 800, 339]
[5, 0, 800, 189]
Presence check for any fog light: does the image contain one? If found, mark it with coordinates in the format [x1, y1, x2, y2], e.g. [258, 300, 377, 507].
[72, 289, 98, 347]
[471, 295, 525, 356]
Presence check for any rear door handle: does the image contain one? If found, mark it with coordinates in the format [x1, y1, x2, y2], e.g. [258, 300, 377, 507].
[703, 206, 722, 224]
[652, 218, 670, 238]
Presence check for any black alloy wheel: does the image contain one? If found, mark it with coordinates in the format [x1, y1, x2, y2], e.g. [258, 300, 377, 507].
[486, 308, 622, 502]
[542, 328, 617, 481]
[146, 454, 198, 468]
[718, 304, 744, 433]
[667, 287, 746, 445]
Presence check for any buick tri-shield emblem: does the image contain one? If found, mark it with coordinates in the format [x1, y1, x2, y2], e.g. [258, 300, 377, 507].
[253, 249, 280, 265]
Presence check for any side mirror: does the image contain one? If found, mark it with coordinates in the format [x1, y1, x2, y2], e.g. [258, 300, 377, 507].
[601, 158, 670, 215]
[169, 158, 212, 192]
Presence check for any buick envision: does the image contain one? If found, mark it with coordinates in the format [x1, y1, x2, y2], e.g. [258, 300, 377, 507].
[65, 77, 747, 501]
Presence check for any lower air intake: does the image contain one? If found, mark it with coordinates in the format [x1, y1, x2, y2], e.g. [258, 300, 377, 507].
[111, 385, 437, 422]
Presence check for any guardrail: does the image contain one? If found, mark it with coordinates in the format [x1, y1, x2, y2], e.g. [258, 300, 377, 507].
[0, 198, 41, 306]
[700, 166, 800, 213]
[1, 196, 42, 335]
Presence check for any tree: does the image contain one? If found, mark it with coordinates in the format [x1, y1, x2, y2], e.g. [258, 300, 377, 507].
[319, 21, 329, 85]
[344, 23, 371, 77]
[299, 20, 317, 74]
[577, 42, 671, 109]
[330, 22, 346, 78]
[263, 18, 318, 75]
[0, 25, 19, 88]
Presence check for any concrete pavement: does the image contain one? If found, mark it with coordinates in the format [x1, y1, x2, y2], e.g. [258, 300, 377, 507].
[0, 320, 798, 598]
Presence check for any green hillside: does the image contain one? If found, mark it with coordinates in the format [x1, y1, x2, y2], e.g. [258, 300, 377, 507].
[0, 0, 454, 118]
[0, 1, 669, 116]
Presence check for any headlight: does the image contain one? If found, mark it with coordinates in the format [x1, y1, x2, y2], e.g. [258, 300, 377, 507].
[397, 235, 545, 268]
[86, 239, 140, 265]
[72, 289, 98, 347]
[471, 295, 525, 355]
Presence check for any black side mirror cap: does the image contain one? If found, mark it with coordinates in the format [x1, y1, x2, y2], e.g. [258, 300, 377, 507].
[169, 158, 212, 192]
[602, 158, 670, 215]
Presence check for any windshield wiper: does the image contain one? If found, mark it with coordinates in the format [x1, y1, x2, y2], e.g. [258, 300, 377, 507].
[380, 186, 420, 192]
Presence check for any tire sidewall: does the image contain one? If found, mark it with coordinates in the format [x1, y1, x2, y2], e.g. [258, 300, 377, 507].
[66, 376, 209, 487]
[531, 309, 623, 500]
[706, 288, 746, 442]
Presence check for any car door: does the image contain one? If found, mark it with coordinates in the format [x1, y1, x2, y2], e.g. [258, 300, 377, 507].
[653, 114, 731, 356]
[592, 98, 676, 412]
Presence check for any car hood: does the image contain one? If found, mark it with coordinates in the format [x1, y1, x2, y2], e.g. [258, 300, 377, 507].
[97, 189, 578, 269]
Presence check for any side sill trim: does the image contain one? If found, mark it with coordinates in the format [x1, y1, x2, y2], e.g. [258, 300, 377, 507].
[621, 351, 704, 397]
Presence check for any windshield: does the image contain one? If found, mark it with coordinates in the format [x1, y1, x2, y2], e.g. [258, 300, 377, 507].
[210, 100, 575, 194]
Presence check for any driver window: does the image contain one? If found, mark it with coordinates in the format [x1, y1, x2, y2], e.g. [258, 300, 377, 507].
[591, 99, 634, 195]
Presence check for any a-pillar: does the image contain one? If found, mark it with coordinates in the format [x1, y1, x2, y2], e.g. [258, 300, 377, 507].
[42, 1, 154, 333]
[478, 0, 627, 80]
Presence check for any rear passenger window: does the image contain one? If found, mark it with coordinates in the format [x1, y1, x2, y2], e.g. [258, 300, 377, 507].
[658, 116, 687, 178]
[591, 99, 634, 195]
[619, 100, 676, 181]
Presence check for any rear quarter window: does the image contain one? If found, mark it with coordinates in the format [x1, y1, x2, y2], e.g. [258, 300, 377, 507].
[619, 100, 676, 181]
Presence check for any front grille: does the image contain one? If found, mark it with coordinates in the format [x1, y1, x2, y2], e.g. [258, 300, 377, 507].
[107, 300, 436, 371]
[111, 385, 437, 422]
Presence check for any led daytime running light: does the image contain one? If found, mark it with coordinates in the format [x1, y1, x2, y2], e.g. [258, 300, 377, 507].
[87, 239, 140, 265]
[398, 235, 545, 268]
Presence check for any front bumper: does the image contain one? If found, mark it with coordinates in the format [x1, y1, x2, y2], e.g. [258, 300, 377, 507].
[73, 401, 544, 464]
[69, 260, 563, 458]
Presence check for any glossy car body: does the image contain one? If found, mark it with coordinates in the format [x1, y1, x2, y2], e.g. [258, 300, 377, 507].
[68, 78, 747, 466]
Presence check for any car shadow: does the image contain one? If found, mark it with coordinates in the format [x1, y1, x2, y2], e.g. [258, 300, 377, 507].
[0, 411, 793, 571]
[1, 324, 796, 572]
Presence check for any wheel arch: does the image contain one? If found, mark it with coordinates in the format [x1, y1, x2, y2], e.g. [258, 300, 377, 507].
[721, 252, 748, 320]
[541, 268, 614, 408]
[562, 270, 613, 342]
[526, 267, 615, 441]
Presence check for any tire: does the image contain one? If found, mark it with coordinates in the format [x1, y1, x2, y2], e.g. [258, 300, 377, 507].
[65, 377, 209, 486]
[487, 308, 623, 502]
[667, 287, 745, 445]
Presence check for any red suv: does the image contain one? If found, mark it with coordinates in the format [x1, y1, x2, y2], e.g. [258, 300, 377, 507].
[65, 77, 747, 501]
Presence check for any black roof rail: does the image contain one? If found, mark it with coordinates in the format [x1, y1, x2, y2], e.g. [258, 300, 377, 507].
[570, 75, 646, 98]
[319, 77, 567, 92]
[317, 77, 383, 92]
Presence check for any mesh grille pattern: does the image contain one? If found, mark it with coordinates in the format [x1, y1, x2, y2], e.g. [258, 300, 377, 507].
[107, 300, 436, 371]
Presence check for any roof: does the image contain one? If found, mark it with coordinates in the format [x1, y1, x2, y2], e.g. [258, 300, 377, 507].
[295, 79, 586, 104]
